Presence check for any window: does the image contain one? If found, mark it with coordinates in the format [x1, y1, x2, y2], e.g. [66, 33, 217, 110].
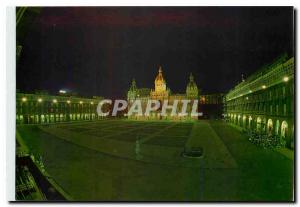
[284, 104, 287, 115]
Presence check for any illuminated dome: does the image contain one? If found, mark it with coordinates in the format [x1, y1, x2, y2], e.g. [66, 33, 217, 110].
[155, 66, 165, 84]
[154, 66, 167, 94]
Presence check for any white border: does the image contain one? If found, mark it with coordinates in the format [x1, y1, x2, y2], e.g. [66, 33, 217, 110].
[6, 7, 15, 202]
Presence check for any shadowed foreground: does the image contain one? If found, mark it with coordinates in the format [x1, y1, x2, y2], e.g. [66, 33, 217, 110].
[17, 120, 293, 201]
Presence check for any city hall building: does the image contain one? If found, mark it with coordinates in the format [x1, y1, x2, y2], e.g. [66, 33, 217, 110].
[224, 54, 294, 148]
[127, 67, 199, 120]
[127, 66, 223, 120]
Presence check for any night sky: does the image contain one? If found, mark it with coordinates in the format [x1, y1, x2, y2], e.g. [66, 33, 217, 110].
[17, 7, 294, 98]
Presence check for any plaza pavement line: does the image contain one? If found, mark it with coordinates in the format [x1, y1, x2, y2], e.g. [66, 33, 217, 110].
[185, 121, 238, 169]
[38, 124, 200, 168]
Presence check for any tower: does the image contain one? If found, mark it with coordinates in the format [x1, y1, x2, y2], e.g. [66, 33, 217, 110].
[127, 79, 138, 101]
[154, 66, 167, 93]
[150, 66, 169, 100]
[186, 73, 199, 99]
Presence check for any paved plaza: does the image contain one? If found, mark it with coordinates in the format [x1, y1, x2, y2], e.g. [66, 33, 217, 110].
[17, 119, 293, 201]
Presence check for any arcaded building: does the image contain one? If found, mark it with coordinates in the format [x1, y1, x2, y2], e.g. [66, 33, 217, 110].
[16, 92, 104, 124]
[224, 55, 294, 148]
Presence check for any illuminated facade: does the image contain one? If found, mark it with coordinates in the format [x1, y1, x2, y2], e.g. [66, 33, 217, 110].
[127, 66, 199, 120]
[16, 93, 104, 124]
[224, 54, 294, 148]
[127, 67, 199, 120]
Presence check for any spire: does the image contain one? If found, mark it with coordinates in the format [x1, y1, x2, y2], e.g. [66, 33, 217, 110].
[130, 78, 137, 90]
[155, 66, 164, 82]
[158, 65, 162, 73]
[189, 73, 194, 82]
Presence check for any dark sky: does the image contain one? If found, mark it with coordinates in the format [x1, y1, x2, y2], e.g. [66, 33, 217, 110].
[17, 7, 294, 98]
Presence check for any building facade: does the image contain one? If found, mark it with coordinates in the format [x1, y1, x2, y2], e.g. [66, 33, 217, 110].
[16, 93, 104, 124]
[127, 66, 200, 120]
[224, 55, 294, 148]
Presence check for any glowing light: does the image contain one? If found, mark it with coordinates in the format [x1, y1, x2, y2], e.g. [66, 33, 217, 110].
[90, 101, 94, 105]
[67, 100, 71, 104]
[80, 101, 83, 104]
[262, 85, 266, 89]
[22, 97, 27, 102]
[249, 90, 252, 93]
[283, 76, 289, 82]
[38, 98, 43, 103]
[59, 90, 66, 94]
[53, 99, 57, 103]
[246, 97, 249, 100]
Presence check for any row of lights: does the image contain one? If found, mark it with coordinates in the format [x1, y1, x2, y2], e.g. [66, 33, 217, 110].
[230, 76, 289, 101]
[21, 98, 94, 105]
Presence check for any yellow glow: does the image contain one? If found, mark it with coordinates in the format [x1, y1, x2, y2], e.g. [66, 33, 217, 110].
[38, 98, 43, 103]
[90, 101, 94, 105]
[59, 90, 66, 94]
[246, 97, 249, 100]
[80, 101, 83, 104]
[53, 99, 57, 103]
[283, 76, 289, 82]
[262, 85, 266, 89]
[22, 97, 27, 102]
[67, 100, 71, 104]
[249, 90, 252, 93]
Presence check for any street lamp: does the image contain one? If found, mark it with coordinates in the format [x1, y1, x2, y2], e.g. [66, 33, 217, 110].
[283, 76, 289, 82]
[38, 98, 43, 103]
